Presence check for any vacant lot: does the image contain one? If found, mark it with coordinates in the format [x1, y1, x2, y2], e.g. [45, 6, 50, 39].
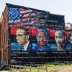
[1, 64, 72, 72]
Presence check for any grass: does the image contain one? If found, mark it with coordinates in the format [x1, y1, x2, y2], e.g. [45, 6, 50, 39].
[1, 64, 72, 72]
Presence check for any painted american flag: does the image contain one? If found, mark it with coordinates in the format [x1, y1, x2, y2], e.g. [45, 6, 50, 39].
[19, 8, 37, 26]
[8, 7, 23, 25]
[8, 7, 37, 27]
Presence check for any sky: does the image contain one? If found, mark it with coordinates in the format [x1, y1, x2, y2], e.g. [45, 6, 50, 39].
[0, 0, 72, 23]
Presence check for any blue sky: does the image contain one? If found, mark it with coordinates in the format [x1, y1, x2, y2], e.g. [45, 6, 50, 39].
[0, 0, 72, 23]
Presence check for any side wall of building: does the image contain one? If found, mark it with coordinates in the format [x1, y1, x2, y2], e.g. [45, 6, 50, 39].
[0, 6, 8, 69]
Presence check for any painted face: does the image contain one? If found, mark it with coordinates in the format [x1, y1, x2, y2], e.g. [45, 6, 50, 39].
[37, 32, 48, 48]
[16, 29, 28, 45]
[55, 31, 65, 45]
[70, 36, 72, 44]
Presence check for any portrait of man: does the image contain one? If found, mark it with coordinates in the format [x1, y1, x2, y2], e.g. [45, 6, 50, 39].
[69, 31, 72, 44]
[32, 28, 51, 52]
[66, 31, 72, 51]
[10, 27, 31, 51]
[51, 30, 66, 51]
